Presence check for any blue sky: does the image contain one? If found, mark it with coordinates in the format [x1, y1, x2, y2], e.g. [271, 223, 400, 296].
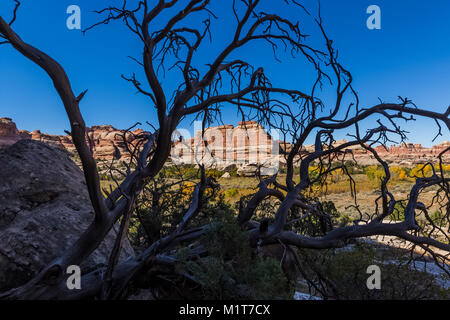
[0, 0, 449, 146]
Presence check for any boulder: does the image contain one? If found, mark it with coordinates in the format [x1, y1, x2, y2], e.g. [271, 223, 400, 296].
[218, 163, 237, 172]
[236, 163, 279, 177]
[237, 163, 258, 177]
[221, 172, 231, 179]
[0, 140, 134, 292]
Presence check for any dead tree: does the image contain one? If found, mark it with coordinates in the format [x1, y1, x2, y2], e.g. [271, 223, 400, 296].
[0, 0, 449, 299]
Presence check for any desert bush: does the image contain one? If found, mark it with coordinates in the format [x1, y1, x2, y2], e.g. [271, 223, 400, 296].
[160, 164, 201, 180]
[205, 168, 225, 179]
[127, 177, 200, 247]
[229, 167, 239, 177]
[297, 242, 448, 299]
[410, 164, 434, 178]
[224, 187, 239, 198]
[344, 161, 364, 174]
[291, 200, 349, 237]
[160, 165, 225, 180]
[391, 166, 409, 181]
[429, 210, 447, 227]
[364, 165, 386, 188]
[175, 205, 293, 299]
[390, 201, 406, 221]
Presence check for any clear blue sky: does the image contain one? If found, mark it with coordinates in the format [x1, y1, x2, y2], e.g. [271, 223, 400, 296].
[0, 0, 449, 146]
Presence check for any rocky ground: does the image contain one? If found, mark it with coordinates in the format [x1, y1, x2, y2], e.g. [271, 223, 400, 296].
[323, 182, 442, 219]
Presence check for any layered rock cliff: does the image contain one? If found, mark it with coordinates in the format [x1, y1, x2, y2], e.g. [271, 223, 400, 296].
[1, 117, 448, 167]
[0, 118, 144, 162]
[0, 117, 30, 146]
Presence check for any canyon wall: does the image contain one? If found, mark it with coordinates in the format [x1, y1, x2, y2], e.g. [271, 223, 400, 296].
[1, 117, 448, 167]
[0, 117, 30, 146]
[0, 117, 144, 162]
[172, 121, 277, 167]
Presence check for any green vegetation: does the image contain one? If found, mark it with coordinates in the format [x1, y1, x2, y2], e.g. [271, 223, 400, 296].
[364, 165, 386, 188]
[159, 164, 225, 180]
[293, 200, 350, 237]
[100, 163, 448, 300]
[429, 210, 447, 227]
[224, 187, 239, 198]
[175, 205, 293, 299]
[391, 201, 406, 221]
[297, 242, 449, 299]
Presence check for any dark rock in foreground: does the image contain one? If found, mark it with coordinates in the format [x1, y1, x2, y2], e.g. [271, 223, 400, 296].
[0, 139, 134, 292]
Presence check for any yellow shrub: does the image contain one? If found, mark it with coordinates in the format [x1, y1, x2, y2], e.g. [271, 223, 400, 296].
[181, 182, 195, 201]
[391, 166, 408, 181]
[410, 164, 433, 178]
[398, 170, 407, 180]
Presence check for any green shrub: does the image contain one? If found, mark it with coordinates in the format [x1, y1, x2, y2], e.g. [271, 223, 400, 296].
[225, 188, 239, 198]
[175, 206, 293, 300]
[298, 242, 447, 299]
[429, 210, 447, 227]
[364, 165, 386, 188]
[229, 167, 239, 177]
[294, 200, 350, 236]
[391, 201, 406, 221]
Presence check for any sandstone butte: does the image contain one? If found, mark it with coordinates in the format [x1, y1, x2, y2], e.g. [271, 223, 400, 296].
[0, 117, 449, 167]
[0, 117, 144, 162]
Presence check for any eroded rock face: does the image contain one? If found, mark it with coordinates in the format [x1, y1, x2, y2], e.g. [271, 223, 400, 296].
[330, 139, 450, 166]
[86, 125, 145, 160]
[172, 121, 277, 169]
[170, 121, 450, 174]
[0, 118, 145, 162]
[1, 117, 449, 169]
[0, 117, 30, 147]
[0, 139, 134, 292]
[30, 130, 73, 151]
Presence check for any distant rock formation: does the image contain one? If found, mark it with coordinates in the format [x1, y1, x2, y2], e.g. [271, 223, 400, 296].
[173, 121, 277, 166]
[371, 141, 450, 166]
[171, 121, 280, 175]
[0, 117, 30, 146]
[0, 117, 144, 162]
[375, 141, 450, 157]
[1, 117, 448, 169]
[329, 139, 450, 166]
[0, 139, 134, 292]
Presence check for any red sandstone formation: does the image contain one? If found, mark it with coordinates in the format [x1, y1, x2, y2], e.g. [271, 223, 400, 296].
[1, 117, 448, 167]
[0, 117, 30, 146]
[0, 118, 144, 161]
[172, 121, 276, 167]
[373, 141, 450, 163]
